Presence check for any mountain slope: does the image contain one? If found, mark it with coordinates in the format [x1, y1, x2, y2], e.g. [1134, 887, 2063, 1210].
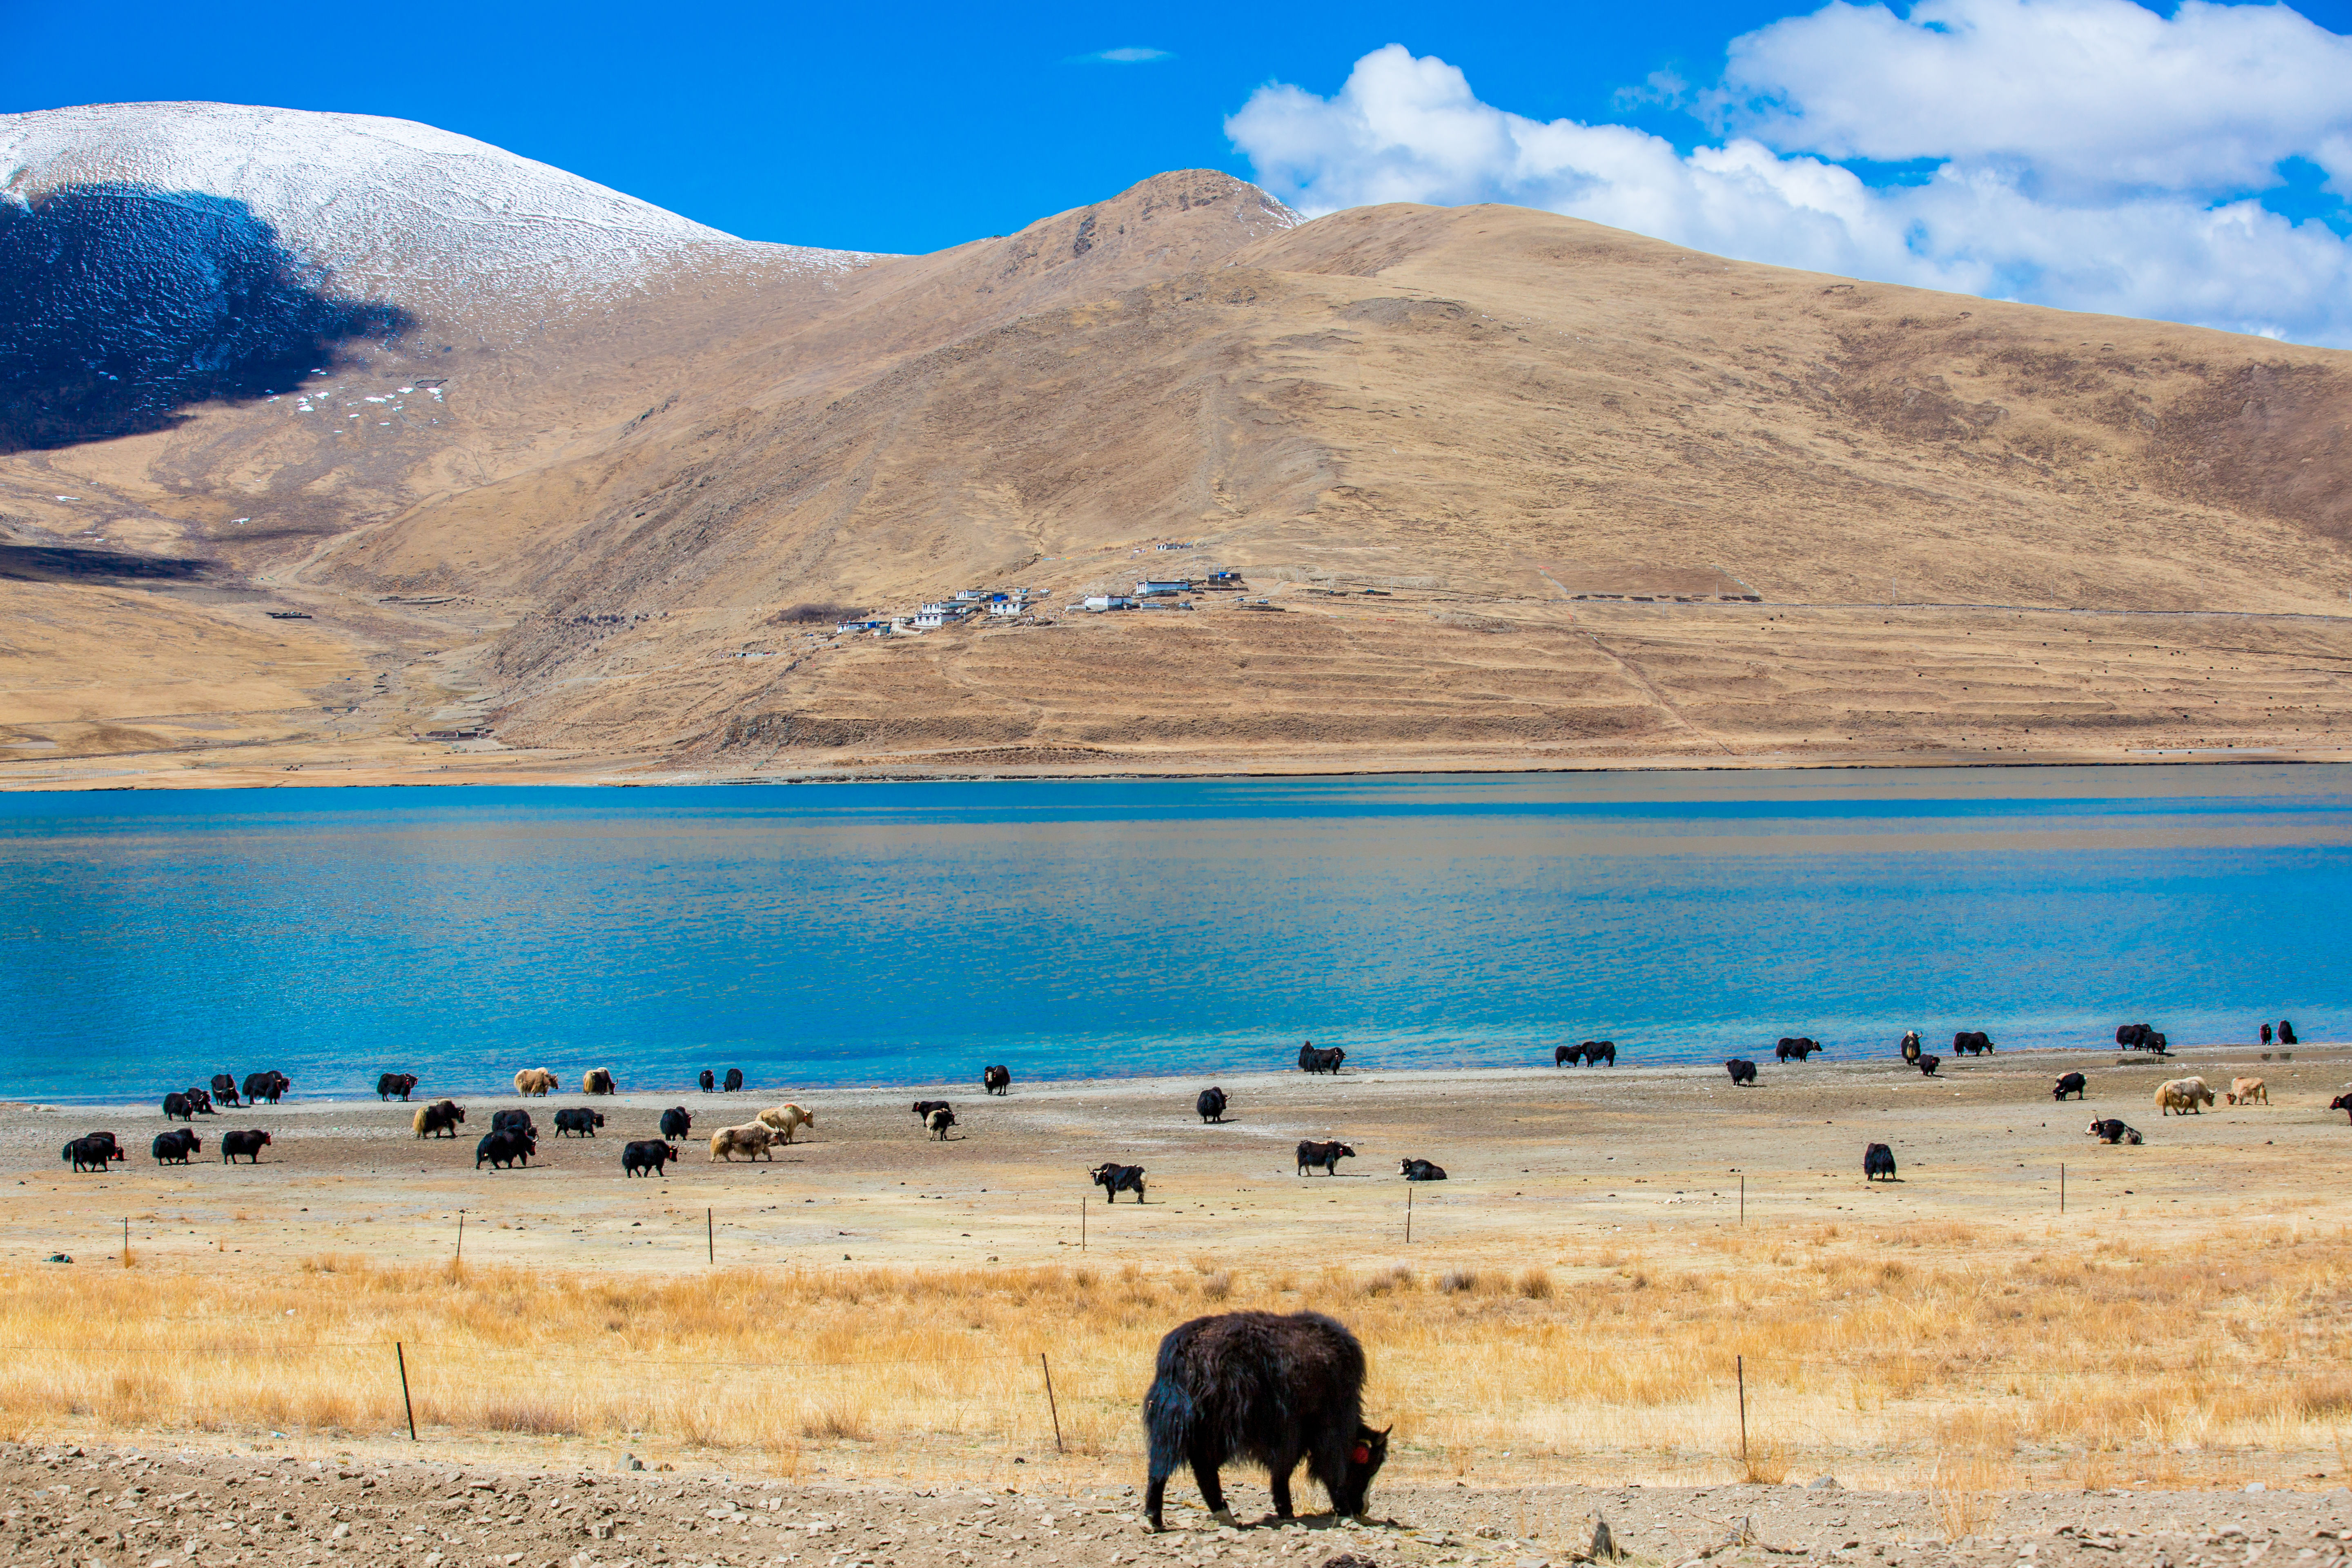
[2, 105, 2348, 786]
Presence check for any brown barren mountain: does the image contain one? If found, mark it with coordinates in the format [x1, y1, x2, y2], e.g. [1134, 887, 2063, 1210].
[5, 167, 2351, 786]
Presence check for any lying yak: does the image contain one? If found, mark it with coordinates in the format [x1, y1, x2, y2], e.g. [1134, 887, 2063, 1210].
[1399, 1158, 1447, 1181]
[1092, 1162, 1147, 1203]
[1143, 1310, 1390, 1531]
[2087, 1118, 2143, 1145]
[1863, 1143, 1897, 1181]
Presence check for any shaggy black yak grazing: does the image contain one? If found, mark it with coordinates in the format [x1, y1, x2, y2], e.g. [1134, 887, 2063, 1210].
[1142, 1310, 1389, 1530]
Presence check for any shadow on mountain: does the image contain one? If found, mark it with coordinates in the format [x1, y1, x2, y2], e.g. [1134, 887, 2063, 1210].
[0, 544, 214, 584]
[0, 184, 412, 452]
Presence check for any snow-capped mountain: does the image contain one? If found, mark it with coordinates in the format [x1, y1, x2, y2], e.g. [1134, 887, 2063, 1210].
[0, 101, 875, 324]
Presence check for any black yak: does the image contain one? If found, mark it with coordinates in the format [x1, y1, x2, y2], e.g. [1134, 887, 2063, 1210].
[1092, 1163, 1147, 1202]
[1863, 1143, 1896, 1180]
[413, 1100, 464, 1138]
[1399, 1158, 1447, 1181]
[376, 1072, 420, 1101]
[723, 1067, 744, 1092]
[1142, 1310, 1390, 1530]
[2330, 1094, 2352, 1123]
[622, 1139, 678, 1177]
[221, 1129, 272, 1163]
[1724, 1058, 1758, 1086]
[209, 1072, 241, 1107]
[553, 1107, 605, 1137]
[1952, 1031, 1994, 1056]
[2053, 1072, 2087, 1101]
[242, 1070, 291, 1105]
[490, 1109, 537, 1138]
[1197, 1087, 1229, 1123]
[2279, 1020, 2299, 1045]
[2087, 1118, 2143, 1145]
[699, 1069, 716, 1093]
[1917, 1054, 1942, 1077]
[2260, 1022, 2273, 1046]
[62, 1136, 112, 1172]
[912, 1099, 951, 1121]
[1775, 1037, 1821, 1062]
[476, 1130, 535, 1169]
[153, 1129, 201, 1165]
[1554, 1042, 1579, 1066]
[659, 1106, 693, 1139]
[1296, 1140, 1355, 1176]
[161, 1092, 194, 1121]
[1297, 1043, 1345, 1075]
[983, 1065, 1012, 1096]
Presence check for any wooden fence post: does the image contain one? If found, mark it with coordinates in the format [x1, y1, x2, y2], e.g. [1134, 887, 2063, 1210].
[1737, 1355, 1749, 1472]
[1040, 1354, 1064, 1453]
[396, 1342, 418, 1442]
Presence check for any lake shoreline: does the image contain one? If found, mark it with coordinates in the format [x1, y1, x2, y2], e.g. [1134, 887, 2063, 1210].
[11, 745, 2352, 793]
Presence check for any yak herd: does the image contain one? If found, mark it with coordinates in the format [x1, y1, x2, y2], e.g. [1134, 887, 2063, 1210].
[65, 1017, 2341, 1202]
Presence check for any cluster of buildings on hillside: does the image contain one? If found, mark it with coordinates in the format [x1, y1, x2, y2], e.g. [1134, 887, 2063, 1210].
[835, 571, 1247, 635]
[835, 586, 1041, 637]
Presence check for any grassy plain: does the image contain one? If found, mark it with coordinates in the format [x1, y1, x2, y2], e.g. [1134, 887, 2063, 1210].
[3, 1050, 2348, 1498]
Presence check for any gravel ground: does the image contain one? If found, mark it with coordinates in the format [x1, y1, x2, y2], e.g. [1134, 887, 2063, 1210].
[10, 1443, 2348, 1568]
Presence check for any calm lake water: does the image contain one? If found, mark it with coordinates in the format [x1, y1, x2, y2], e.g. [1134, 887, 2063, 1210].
[1, 768, 2345, 1103]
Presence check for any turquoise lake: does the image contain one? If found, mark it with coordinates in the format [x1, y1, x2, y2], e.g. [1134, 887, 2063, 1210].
[0, 767, 2343, 1102]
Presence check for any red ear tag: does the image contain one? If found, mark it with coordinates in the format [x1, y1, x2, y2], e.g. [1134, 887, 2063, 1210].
[1351, 1444, 1371, 1464]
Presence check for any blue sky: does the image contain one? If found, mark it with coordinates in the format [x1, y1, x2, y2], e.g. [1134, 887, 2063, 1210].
[1, 1, 1825, 253]
[9, 1, 2352, 343]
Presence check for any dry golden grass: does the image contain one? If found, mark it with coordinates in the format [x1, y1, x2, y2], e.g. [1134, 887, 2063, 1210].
[2, 1220, 2344, 1488]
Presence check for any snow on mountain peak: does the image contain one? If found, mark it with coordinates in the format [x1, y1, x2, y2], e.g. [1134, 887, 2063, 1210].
[0, 101, 876, 324]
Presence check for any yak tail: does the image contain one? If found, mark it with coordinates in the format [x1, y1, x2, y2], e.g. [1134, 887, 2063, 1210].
[1142, 1372, 1195, 1478]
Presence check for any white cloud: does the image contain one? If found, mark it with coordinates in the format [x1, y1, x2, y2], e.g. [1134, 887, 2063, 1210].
[1069, 46, 1174, 65]
[1225, 8, 2352, 347]
[1724, 0, 2352, 199]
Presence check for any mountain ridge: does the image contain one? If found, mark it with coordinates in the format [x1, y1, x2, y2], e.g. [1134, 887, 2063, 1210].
[2, 105, 2348, 786]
